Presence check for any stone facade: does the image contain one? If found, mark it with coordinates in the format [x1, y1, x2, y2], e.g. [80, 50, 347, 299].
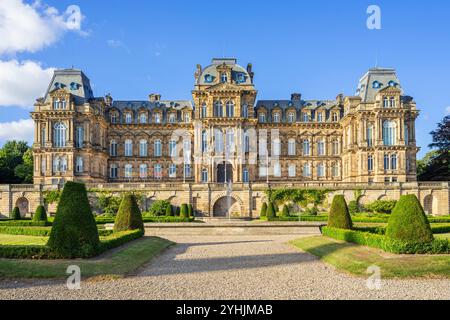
[0, 58, 448, 217]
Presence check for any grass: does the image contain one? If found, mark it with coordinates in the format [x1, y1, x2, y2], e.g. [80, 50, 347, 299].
[0, 234, 48, 245]
[291, 236, 450, 279]
[0, 236, 173, 279]
[435, 233, 450, 240]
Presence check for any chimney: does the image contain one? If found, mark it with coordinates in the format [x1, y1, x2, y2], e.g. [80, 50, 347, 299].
[149, 94, 161, 102]
[104, 94, 113, 106]
[291, 93, 302, 101]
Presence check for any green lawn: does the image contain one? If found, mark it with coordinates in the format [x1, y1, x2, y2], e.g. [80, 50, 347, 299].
[0, 234, 48, 245]
[0, 236, 173, 279]
[435, 233, 450, 240]
[291, 236, 450, 279]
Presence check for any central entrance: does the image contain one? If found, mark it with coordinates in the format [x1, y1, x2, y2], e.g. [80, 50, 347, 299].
[216, 162, 233, 183]
[213, 196, 240, 217]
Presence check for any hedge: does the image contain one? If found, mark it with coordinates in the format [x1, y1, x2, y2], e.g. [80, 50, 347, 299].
[95, 216, 195, 224]
[322, 227, 450, 254]
[98, 229, 144, 253]
[266, 202, 276, 219]
[114, 194, 144, 232]
[327, 195, 352, 229]
[0, 226, 51, 237]
[260, 203, 267, 217]
[0, 220, 51, 227]
[180, 204, 189, 219]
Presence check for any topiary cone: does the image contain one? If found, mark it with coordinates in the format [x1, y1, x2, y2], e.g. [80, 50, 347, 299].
[114, 194, 144, 232]
[165, 204, 173, 216]
[281, 205, 289, 217]
[33, 205, 47, 222]
[386, 194, 434, 243]
[180, 204, 189, 219]
[260, 202, 267, 217]
[188, 204, 193, 218]
[266, 202, 276, 219]
[327, 195, 353, 229]
[47, 182, 100, 258]
[10, 207, 21, 220]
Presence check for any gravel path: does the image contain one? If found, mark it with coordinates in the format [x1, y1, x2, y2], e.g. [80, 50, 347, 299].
[1, 234, 449, 300]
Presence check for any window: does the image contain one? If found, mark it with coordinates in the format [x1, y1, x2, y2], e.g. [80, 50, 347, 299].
[317, 112, 323, 122]
[202, 131, 208, 153]
[125, 140, 133, 156]
[259, 113, 266, 123]
[244, 132, 250, 153]
[243, 168, 249, 183]
[139, 113, 147, 124]
[383, 97, 389, 108]
[139, 140, 148, 157]
[53, 99, 59, 110]
[372, 81, 381, 89]
[155, 113, 161, 124]
[259, 138, 267, 156]
[368, 155, 374, 172]
[272, 139, 281, 156]
[184, 113, 190, 123]
[125, 164, 132, 178]
[75, 156, 83, 173]
[242, 104, 248, 118]
[332, 163, 340, 177]
[41, 127, 46, 146]
[332, 112, 338, 122]
[273, 162, 281, 177]
[169, 140, 177, 157]
[390, 97, 396, 107]
[53, 123, 66, 147]
[201, 169, 208, 183]
[76, 126, 84, 148]
[383, 120, 397, 146]
[110, 164, 118, 178]
[154, 164, 162, 179]
[125, 113, 132, 124]
[391, 154, 397, 170]
[317, 163, 325, 177]
[41, 157, 46, 174]
[226, 129, 234, 155]
[332, 140, 340, 155]
[221, 73, 228, 83]
[303, 139, 310, 156]
[317, 140, 325, 156]
[302, 112, 309, 122]
[215, 130, 224, 153]
[169, 164, 177, 178]
[214, 101, 223, 117]
[61, 99, 67, 109]
[288, 112, 295, 123]
[60, 156, 67, 172]
[367, 124, 373, 147]
[110, 113, 118, 124]
[52, 157, 60, 173]
[110, 140, 117, 156]
[259, 165, 267, 177]
[288, 165, 296, 177]
[303, 163, 311, 177]
[154, 140, 162, 157]
[384, 154, 390, 170]
[201, 104, 207, 118]
[288, 139, 296, 156]
[273, 112, 280, 123]
[169, 113, 176, 123]
[406, 159, 411, 172]
[184, 164, 191, 178]
[139, 164, 148, 178]
[405, 123, 409, 145]
[226, 101, 234, 117]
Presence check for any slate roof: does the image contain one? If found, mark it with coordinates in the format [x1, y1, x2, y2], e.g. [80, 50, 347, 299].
[356, 67, 403, 102]
[111, 100, 193, 111]
[44, 69, 94, 105]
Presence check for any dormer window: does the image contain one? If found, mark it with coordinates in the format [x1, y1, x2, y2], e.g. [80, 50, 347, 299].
[139, 113, 147, 124]
[184, 113, 190, 123]
[155, 113, 161, 124]
[221, 73, 228, 83]
[273, 112, 280, 123]
[288, 112, 295, 123]
[236, 73, 245, 83]
[383, 97, 389, 108]
[317, 112, 323, 122]
[53, 99, 59, 110]
[259, 113, 266, 123]
[372, 81, 382, 89]
[169, 113, 176, 123]
[204, 74, 213, 83]
[332, 112, 338, 122]
[388, 80, 397, 87]
[110, 112, 118, 124]
[70, 82, 79, 90]
[54, 82, 62, 89]
[125, 113, 132, 124]
[302, 112, 309, 122]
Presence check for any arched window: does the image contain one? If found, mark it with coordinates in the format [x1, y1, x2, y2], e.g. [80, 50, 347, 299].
[367, 124, 373, 147]
[241, 104, 248, 118]
[226, 101, 234, 117]
[243, 168, 249, 183]
[288, 139, 296, 156]
[214, 101, 223, 117]
[125, 113, 132, 124]
[201, 103, 207, 118]
[53, 122, 66, 147]
[154, 140, 162, 157]
[110, 164, 118, 178]
[139, 113, 147, 124]
[303, 139, 310, 156]
[169, 140, 177, 157]
[317, 163, 325, 177]
[124, 164, 132, 178]
[221, 73, 228, 83]
[75, 156, 83, 173]
[332, 140, 340, 155]
[368, 155, 374, 171]
[383, 120, 397, 146]
[272, 139, 281, 156]
[201, 169, 208, 183]
[273, 112, 280, 123]
[384, 154, 390, 170]
[391, 154, 397, 170]
[288, 112, 295, 123]
[124, 139, 133, 156]
[273, 161, 281, 177]
[317, 140, 325, 156]
[201, 130, 208, 153]
[76, 126, 84, 148]
[259, 112, 266, 123]
[139, 164, 148, 178]
[303, 163, 311, 177]
[154, 113, 161, 124]
[110, 140, 117, 156]
[139, 140, 147, 157]
[288, 164, 296, 177]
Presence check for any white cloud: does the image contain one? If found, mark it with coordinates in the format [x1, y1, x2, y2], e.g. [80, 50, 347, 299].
[0, 0, 85, 55]
[0, 119, 34, 144]
[446, 106, 450, 114]
[0, 60, 54, 108]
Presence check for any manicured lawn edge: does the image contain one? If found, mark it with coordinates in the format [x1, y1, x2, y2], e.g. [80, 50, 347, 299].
[0, 226, 113, 237]
[0, 236, 173, 279]
[321, 226, 450, 254]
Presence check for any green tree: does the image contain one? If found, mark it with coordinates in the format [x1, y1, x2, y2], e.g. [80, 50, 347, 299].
[260, 202, 267, 217]
[180, 204, 189, 218]
[14, 148, 33, 183]
[266, 202, 276, 219]
[0, 141, 31, 184]
[114, 194, 144, 232]
[165, 204, 173, 216]
[281, 205, 289, 217]
[10, 207, 21, 220]
[327, 195, 353, 229]
[33, 205, 47, 222]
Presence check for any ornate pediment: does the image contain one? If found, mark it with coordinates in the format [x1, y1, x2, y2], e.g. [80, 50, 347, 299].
[204, 82, 242, 93]
[378, 86, 401, 96]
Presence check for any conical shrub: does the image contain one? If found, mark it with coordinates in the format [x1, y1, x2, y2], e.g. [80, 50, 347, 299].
[260, 202, 267, 217]
[10, 207, 21, 220]
[266, 202, 276, 219]
[114, 194, 144, 232]
[386, 195, 434, 243]
[47, 182, 100, 258]
[165, 204, 173, 216]
[327, 195, 353, 229]
[180, 204, 189, 219]
[33, 205, 47, 222]
[281, 205, 289, 217]
[188, 204, 194, 218]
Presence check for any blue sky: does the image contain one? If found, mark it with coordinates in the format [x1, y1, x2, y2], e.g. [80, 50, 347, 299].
[0, 0, 449, 158]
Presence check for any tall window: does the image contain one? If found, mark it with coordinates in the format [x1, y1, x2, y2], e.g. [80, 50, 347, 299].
[303, 163, 311, 177]
[384, 154, 390, 170]
[317, 140, 325, 156]
[288, 164, 296, 177]
[317, 163, 325, 177]
[139, 164, 148, 178]
[244, 132, 250, 153]
[154, 164, 162, 179]
[317, 112, 323, 122]
[288, 112, 295, 123]
[75, 156, 83, 173]
[368, 155, 374, 171]
[243, 168, 249, 183]
[221, 73, 228, 83]
[367, 124, 373, 147]
[169, 140, 177, 157]
[41, 157, 46, 174]
[390, 97, 396, 107]
[273, 112, 280, 123]
[288, 139, 296, 156]
[302, 112, 309, 122]
[110, 140, 117, 156]
[125, 113, 132, 124]
[273, 161, 281, 177]
[332, 163, 340, 177]
[259, 113, 266, 123]
[226, 101, 234, 117]
[61, 99, 66, 109]
[241, 104, 248, 118]
[391, 154, 397, 170]
[155, 113, 161, 124]
[226, 129, 234, 155]
[53, 123, 66, 147]
[383, 97, 389, 108]
[215, 130, 224, 153]
[404, 123, 409, 145]
[53, 99, 60, 110]
[169, 164, 177, 178]
[110, 164, 118, 178]
[41, 127, 46, 146]
[201, 131, 208, 153]
[214, 101, 223, 117]
[303, 139, 310, 156]
[125, 140, 133, 156]
[272, 139, 281, 156]
[139, 113, 147, 124]
[201, 169, 208, 183]
[184, 113, 190, 123]
[184, 164, 191, 178]
[332, 140, 339, 155]
[154, 140, 162, 157]
[383, 120, 397, 146]
[332, 112, 338, 122]
[169, 113, 176, 123]
[139, 140, 148, 157]
[125, 164, 132, 178]
[201, 103, 207, 118]
[259, 138, 267, 156]
[110, 112, 117, 124]
[76, 126, 84, 148]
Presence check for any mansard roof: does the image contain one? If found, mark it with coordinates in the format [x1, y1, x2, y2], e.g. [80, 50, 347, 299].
[356, 67, 403, 102]
[197, 58, 253, 86]
[255, 99, 338, 111]
[111, 100, 193, 111]
[43, 69, 94, 105]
